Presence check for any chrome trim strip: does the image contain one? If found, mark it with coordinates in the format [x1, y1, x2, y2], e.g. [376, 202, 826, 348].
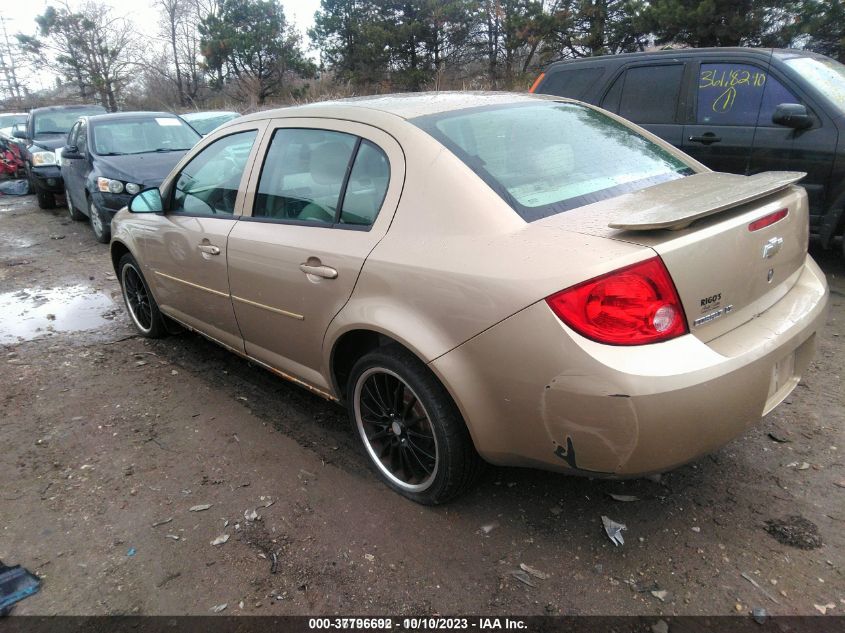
[154, 271, 230, 298]
[231, 294, 305, 321]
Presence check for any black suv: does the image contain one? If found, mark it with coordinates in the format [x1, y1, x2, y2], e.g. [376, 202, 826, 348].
[13, 104, 107, 209]
[531, 48, 845, 255]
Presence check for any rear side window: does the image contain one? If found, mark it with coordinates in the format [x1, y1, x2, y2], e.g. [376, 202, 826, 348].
[540, 68, 604, 99]
[254, 129, 389, 227]
[603, 65, 684, 124]
[414, 102, 692, 222]
[254, 129, 357, 224]
[339, 140, 390, 226]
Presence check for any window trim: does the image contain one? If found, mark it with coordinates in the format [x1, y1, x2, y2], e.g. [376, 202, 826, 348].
[166, 128, 260, 220]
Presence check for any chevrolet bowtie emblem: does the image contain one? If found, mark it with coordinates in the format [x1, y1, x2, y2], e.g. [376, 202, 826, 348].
[762, 236, 784, 259]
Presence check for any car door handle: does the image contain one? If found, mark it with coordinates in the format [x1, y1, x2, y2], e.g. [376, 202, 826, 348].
[299, 262, 338, 279]
[197, 243, 220, 255]
[688, 134, 722, 145]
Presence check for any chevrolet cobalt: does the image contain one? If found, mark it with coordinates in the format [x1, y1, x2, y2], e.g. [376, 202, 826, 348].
[110, 93, 829, 504]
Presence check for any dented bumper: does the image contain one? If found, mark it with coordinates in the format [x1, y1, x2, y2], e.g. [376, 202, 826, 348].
[430, 256, 829, 476]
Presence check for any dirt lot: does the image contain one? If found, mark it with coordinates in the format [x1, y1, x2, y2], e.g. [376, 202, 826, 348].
[1, 192, 843, 617]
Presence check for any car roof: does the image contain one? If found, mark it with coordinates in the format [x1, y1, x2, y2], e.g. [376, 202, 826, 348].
[31, 104, 106, 114]
[542, 47, 823, 70]
[85, 111, 182, 123]
[238, 91, 560, 123]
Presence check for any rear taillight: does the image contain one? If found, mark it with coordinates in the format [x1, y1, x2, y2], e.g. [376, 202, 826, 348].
[748, 208, 788, 231]
[528, 72, 545, 93]
[546, 257, 688, 346]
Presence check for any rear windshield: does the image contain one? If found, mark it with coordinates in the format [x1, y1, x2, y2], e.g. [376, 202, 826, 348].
[413, 102, 692, 221]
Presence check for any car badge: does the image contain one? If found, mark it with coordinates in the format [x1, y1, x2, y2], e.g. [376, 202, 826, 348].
[762, 236, 784, 259]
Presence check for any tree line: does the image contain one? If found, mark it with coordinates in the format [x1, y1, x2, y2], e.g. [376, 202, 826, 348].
[0, 0, 842, 111]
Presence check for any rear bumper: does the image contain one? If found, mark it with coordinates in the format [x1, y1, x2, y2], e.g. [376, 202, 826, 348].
[430, 256, 829, 476]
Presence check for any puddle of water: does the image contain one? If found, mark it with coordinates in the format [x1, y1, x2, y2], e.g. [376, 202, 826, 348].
[0, 285, 119, 343]
[2, 237, 37, 249]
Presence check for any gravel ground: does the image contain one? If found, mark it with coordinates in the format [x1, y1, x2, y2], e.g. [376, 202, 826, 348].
[1, 193, 843, 616]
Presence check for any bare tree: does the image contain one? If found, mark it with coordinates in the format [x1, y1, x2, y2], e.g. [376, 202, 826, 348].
[157, 0, 187, 107]
[0, 17, 25, 101]
[17, 1, 138, 110]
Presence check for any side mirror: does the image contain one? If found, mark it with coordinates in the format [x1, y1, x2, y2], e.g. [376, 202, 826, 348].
[129, 188, 163, 213]
[12, 124, 28, 139]
[772, 103, 813, 130]
[62, 145, 82, 160]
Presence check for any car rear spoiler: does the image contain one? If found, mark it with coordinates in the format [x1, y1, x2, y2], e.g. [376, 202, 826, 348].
[608, 171, 806, 231]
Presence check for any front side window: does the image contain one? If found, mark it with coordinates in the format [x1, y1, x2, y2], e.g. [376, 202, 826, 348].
[696, 63, 797, 126]
[76, 121, 88, 154]
[414, 102, 692, 222]
[67, 122, 81, 148]
[171, 130, 257, 216]
[698, 63, 762, 125]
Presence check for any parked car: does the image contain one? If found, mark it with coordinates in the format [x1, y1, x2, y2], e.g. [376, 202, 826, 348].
[530, 48, 845, 257]
[180, 110, 240, 136]
[61, 111, 201, 243]
[111, 93, 828, 504]
[13, 104, 107, 209]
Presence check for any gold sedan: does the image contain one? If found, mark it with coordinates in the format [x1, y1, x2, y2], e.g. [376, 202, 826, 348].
[111, 93, 829, 504]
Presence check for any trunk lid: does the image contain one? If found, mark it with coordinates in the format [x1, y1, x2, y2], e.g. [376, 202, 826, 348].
[537, 171, 810, 343]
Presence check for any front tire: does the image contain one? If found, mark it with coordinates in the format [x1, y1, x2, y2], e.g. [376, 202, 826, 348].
[89, 198, 111, 243]
[35, 188, 56, 209]
[347, 346, 482, 504]
[118, 253, 166, 338]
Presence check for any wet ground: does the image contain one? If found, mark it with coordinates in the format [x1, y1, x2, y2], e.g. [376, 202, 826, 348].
[0, 193, 843, 616]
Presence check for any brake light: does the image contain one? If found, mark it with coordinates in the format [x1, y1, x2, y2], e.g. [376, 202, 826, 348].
[545, 257, 688, 345]
[748, 208, 788, 231]
[528, 73, 545, 93]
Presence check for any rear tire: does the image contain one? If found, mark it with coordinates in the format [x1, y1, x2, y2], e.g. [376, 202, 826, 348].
[65, 187, 85, 221]
[118, 253, 166, 338]
[35, 188, 55, 209]
[347, 345, 483, 504]
[89, 198, 110, 243]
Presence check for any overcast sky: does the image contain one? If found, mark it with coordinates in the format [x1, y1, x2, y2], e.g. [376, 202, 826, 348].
[3, 0, 323, 91]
